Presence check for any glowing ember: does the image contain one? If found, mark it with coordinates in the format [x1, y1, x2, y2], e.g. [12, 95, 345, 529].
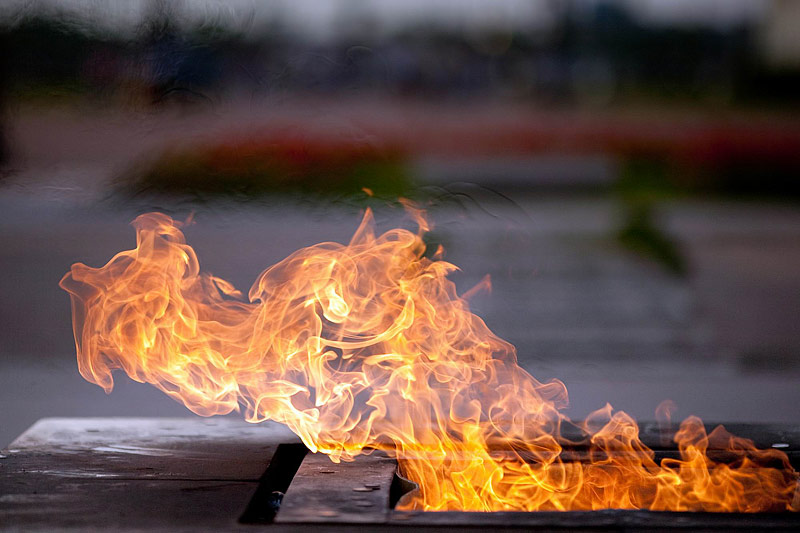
[60, 209, 797, 512]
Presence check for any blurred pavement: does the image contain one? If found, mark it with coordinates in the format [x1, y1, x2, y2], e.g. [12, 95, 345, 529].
[2, 100, 800, 447]
[2, 187, 799, 447]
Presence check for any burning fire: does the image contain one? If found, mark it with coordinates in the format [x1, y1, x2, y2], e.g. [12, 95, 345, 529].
[60, 208, 796, 512]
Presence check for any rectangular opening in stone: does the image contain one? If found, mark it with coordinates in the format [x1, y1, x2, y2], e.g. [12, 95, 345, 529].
[386, 452, 800, 528]
[238, 442, 308, 524]
[263, 425, 800, 530]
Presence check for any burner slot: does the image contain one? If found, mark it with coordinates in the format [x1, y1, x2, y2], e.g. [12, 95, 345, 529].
[239, 442, 307, 524]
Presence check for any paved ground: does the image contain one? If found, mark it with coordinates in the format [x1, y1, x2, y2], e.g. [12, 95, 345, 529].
[2, 188, 799, 447]
[1, 101, 799, 447]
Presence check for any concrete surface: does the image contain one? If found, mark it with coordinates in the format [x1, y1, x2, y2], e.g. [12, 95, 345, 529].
[1, 189, 799, 448]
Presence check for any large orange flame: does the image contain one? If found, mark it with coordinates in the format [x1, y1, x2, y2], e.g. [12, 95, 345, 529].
[60, 209, 796, 512]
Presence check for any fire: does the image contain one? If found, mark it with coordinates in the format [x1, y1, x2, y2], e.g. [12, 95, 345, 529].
[60, 209, 797, 512]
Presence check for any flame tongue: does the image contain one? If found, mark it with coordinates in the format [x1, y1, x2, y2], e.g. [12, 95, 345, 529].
[60, 210, 796, 512]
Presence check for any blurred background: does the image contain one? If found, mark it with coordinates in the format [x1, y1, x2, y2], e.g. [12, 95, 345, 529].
[1, 0, 799, 447]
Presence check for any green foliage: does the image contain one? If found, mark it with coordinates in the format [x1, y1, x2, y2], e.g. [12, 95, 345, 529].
[615, 157, 678, 204]
[615, 157, 686, 275]
[617, 203, 685, 276]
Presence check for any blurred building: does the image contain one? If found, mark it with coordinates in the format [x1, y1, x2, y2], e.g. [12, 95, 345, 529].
[760, 0, 800, 68]
[1, 0, 797, 107]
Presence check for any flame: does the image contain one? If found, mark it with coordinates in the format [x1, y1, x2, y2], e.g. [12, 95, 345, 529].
[60, 209, 796, 512]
